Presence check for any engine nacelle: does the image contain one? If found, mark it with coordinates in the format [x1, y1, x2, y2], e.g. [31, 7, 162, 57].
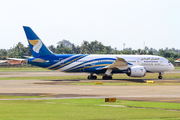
[126, 66, 146, 77]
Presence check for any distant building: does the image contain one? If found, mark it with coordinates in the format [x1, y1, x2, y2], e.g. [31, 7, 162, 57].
[175, 58, 180, 63]
[0, 60, 24, 67]
[0, 60, 7, 63]
[0, 60, 10, 66]
[6, 60, 23, 65]
[175, 58, 180, 66]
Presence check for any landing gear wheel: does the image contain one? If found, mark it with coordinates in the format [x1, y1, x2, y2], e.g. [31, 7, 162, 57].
[102, 76, 112, 80]
[93, 76, 97, 79]
[158, 72, 163, 79]
[102, 76, 108, 80]
[158, 76, 162, 79]
[87, 75, 97, 80]
[108, 76, 112, 79]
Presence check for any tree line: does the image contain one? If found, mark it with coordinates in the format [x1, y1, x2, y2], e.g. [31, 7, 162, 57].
[1, 39, 180, 63]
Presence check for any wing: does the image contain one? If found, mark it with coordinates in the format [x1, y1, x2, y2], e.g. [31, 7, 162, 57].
[102, 57, 128, 70]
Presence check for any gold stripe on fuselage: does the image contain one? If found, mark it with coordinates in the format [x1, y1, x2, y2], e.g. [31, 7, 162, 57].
[52, 55, 87, 70]
[72, 64, 110, 72]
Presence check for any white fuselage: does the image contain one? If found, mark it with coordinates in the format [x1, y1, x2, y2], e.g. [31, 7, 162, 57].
[53, 54, 174, 73]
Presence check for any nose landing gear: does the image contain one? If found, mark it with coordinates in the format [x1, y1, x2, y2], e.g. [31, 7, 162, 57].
[158, 72, 164, 79]
[158, 75, 162, 79]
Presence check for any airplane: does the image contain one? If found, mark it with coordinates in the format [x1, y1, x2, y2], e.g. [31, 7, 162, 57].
[22, 26, 174, 80]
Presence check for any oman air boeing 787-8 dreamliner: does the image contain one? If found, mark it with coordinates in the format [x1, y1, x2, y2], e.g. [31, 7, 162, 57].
[22, 26, 174, 80]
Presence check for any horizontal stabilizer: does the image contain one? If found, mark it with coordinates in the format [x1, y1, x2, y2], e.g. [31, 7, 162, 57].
[31, 58, 47, 63]
[8, 58, 47, 63]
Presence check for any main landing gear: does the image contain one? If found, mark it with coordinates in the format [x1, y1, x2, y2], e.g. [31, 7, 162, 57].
[158, 72, 164, 79]
[102, 75, 112, 80]
[102, 68, 113, 80]
[87, 74, 97, 80]
[87, 74, 113, 80]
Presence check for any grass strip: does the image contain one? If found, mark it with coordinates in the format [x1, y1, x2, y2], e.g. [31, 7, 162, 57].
[0, 98, 180, 120]
[115, 100, 180, 110]
[0, 73, 180, 80]
[0, 75, 88, 80]
[0, 67, 50, 72]
[174, 66, 180, 70]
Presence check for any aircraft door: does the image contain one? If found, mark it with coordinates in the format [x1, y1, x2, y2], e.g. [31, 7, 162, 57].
[159, 58, 168, 71]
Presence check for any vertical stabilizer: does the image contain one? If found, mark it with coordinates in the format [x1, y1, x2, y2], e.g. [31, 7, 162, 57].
[23, 26, 54, 57]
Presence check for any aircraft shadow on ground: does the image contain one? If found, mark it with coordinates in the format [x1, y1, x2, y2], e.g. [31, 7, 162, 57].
[111, 79, 146, 83]
[44, 80, 81, 82]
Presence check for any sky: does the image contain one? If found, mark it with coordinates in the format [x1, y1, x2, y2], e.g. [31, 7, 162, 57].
[0, 0, 180, 50]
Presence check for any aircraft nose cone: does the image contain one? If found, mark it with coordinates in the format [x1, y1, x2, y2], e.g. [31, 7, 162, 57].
[169, 64, 174, 71]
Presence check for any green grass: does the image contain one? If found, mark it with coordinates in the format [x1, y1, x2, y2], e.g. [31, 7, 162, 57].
[0, 67, 50, 72]
[174, 66, 180, 70]
[0, 73, 180, 80]
[117, 100, 180, 110]
[0, 75, 88, 80]
[0, 98, 180, 120]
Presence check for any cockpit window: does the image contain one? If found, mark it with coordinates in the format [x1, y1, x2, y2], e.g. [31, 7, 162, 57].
[168, 61, 170, 63]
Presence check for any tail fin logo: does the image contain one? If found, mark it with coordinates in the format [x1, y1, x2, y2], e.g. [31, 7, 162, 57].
[28, 39, 42, 53]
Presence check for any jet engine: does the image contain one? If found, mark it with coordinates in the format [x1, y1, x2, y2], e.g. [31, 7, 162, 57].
[126, 66, 146, 77]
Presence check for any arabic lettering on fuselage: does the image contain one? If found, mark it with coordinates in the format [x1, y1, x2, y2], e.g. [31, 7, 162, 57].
[141, 58, 159, 61]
